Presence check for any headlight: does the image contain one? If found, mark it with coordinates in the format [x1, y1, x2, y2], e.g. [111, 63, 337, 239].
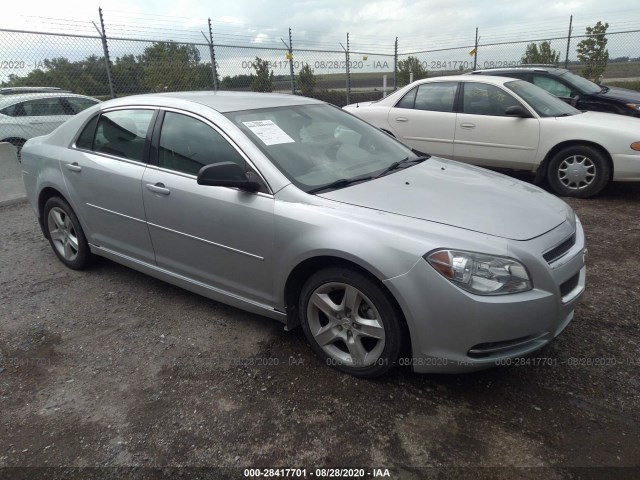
[627, 103, 640, 112]
[425, 249, 532, 295]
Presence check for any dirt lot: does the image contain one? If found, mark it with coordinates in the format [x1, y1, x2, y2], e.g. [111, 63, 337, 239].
[0, 181, 639, 479]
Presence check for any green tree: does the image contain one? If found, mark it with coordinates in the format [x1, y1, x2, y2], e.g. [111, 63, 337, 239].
[297, 63, 316, 96]
[576, 21, 609, 82]
[1, 56, 111, 96]
[138, 41, 204, 92]
[251, 57, 273, 92]
[521, 41, 560, 65]
[112, 54, 144, 94]
[397, 56, 427, 87]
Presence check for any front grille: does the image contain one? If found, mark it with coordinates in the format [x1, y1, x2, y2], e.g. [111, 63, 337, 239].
[560, 272, 580, 297]
[543, 233, 576, 264]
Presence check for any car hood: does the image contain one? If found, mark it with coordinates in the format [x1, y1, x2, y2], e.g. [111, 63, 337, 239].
[555, 110, 640, 130]
[598, 86, 640, 103]
[318, 157, 571, 241]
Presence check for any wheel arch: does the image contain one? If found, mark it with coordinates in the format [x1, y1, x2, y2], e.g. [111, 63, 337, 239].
[283, 255, 411, 356]
[37, 186, 73, 239]
[539, 140, 614, 182]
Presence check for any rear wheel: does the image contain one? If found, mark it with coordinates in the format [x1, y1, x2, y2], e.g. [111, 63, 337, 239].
[299, 267, 404, 378]
[43, 197, 92, 270]
[547, 145, 610, 198]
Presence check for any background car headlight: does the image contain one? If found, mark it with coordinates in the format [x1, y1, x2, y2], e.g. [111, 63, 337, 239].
[426, 249, 532, 295]
[627, 103, 640, 112]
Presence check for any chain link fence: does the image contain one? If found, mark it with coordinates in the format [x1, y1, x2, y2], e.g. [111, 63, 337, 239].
[2, 17, 640, 151]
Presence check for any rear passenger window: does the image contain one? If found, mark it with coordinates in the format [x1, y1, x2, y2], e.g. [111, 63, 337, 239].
[92, 110, 154, 161]
[414, 83, 458, 112]
[158, 112, 246, 176]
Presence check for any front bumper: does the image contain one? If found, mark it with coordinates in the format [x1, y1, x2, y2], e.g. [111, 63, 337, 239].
[611, 153, 640, 181]
[384, 219, 586, 373]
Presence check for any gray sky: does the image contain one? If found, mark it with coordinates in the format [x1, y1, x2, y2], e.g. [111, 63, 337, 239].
[1, 0, 639, 81]
[3, 0, 640, 53]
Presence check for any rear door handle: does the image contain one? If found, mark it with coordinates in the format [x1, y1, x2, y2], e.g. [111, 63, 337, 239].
[146, 183, 171, 195]
[395, 117, 408, 122]
[65, 162, 82, 172]
[460, 123, 476, 129]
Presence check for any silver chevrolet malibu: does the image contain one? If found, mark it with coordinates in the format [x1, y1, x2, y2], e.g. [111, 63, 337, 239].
[21, 91, 586, 378]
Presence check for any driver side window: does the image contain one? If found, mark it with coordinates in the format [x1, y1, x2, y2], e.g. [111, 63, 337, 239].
[462, 83, 523, 116]
[158, 112, 246, 176]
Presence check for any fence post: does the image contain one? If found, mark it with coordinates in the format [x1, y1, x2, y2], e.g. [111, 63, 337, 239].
[564, 15, 573, 68]
[473, 27, 478, 70]
[394, 37, 398, 90]
[207, 18, 218, 91]
[346, 33, 351, 104]
[97, 8, 115, 98]
[289, 28, 295, 94]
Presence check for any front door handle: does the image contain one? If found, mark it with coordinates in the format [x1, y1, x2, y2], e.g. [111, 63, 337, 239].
[395, 117, 408, 122]
[460, 123, 476, 129]
[146, 183, 171, 195]
[65, 162, 82, 172]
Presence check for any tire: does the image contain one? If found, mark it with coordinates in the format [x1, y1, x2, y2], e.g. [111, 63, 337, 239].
[298, 267, 404, 378]
[546, 145, 610, 198]
[43, 197, 92, 270]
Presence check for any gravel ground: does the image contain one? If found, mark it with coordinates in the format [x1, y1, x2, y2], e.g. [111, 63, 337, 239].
[0, 181, 639, 479]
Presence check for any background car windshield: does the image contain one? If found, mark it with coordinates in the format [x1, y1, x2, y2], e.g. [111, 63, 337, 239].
[225, 104, 418, 191]
[505, 80, 581, 117]
[560, 71, 601, 94]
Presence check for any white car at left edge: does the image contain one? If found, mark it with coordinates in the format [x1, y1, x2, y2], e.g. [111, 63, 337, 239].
[344, 75, 640, 198]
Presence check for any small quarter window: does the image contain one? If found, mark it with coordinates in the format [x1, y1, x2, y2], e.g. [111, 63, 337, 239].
[75, 115, 99, 150]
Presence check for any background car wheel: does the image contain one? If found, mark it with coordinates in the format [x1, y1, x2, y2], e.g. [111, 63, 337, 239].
[299, 267, 404, 378]
[43, 197, 92, 270]
[547, 146, 610, 198]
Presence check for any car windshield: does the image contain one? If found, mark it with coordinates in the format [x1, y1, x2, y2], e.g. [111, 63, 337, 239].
[225, 104, 421, 192]
[559, 71, 601, 94]
[504, 80, 582, 117]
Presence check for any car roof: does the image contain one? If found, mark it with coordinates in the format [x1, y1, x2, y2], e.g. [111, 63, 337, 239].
[471, 66, 569, 75]
[413, 75, 522, 86]
[99, 90, 324, 113]
[0, 92, 98, 108]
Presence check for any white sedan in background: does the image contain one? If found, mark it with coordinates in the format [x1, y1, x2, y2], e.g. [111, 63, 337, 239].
[344, 76, 640, 197]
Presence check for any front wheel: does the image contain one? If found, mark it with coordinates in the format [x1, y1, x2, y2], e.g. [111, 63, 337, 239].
[43, 197, 92, 270]
[299, 267, 404, 378]
[546, 146, 610, 198]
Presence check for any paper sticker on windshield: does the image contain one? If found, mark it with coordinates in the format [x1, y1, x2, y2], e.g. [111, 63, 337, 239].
[242, 120, 295, 146]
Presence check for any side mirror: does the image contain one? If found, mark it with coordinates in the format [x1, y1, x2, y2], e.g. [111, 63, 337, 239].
[197, 162, 261, 192]
[504, 105, 532, 118]
[570, 94, 580, 107]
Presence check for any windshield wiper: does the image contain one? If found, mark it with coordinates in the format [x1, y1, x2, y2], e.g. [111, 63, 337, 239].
[374, 156, 429, 178]
[307, 175, 374, 194]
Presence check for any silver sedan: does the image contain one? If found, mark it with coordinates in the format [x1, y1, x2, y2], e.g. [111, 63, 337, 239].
[21, 91, 586, 377]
